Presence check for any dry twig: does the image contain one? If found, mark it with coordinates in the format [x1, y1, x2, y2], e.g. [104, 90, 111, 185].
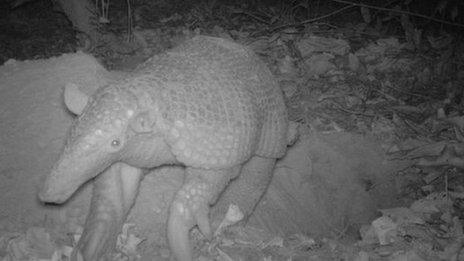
[264, 5, 355, 34]
[330, 0, 464, 28]
[416, 144, 464, 169]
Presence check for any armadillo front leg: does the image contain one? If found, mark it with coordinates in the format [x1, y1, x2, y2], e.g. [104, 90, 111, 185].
[212, 156, 276, 223]
[71, 163, 143, 261]
[167, 166, 241, 261]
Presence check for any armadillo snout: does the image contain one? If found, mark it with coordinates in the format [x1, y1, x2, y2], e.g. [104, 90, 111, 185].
[38, 184, 70, 204]
[39, 166, 86, 204]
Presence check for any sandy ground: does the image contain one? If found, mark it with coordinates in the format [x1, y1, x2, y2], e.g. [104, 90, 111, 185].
[0, 51, 407, 259]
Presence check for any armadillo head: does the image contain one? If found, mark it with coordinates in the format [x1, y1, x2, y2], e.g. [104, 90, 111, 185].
[39, 83, 157, 203]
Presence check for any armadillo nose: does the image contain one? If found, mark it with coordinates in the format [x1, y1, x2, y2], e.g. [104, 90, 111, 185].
[38, 188, 56, 203]
[38, 189, 51, 203]
[38, 179, 68, 204]
[38, 190, 67, 204]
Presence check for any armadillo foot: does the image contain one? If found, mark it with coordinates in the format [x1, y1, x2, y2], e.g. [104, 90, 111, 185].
[71, 217, 119, 261]
[167, 182, 212, 261]
[71, 163, 143, 261]
[212, 156, 276, 224]
[167, 167, 240, 261]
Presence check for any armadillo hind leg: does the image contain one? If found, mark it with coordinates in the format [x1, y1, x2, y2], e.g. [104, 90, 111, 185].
[212, 156, 276, 224]
[167, 166, 241, 261]
[71, 163, 143, 261]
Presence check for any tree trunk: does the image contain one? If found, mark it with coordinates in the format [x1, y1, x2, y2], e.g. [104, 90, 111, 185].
[55, 0, 98, 42]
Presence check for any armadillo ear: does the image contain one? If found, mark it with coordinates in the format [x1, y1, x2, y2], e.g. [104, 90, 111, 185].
[130, 112, 154, 133]
[64, 83, 89, 115]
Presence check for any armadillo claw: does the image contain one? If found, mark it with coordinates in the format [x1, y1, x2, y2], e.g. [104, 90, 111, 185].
[167, 189, 212, 261]
[71, 219, 118, 261]
[194, 204, 212, 240]
[167, 201, 194, 261]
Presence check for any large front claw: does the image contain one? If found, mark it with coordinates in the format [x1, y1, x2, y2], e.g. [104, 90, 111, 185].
[167, 183, 212, 261]
[71, 218, 120, 261]
[71, 163, 142, 261]
[167, 167, 240, 261]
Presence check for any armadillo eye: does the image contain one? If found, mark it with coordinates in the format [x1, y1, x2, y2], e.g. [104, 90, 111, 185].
[111, 139, 121, 147]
